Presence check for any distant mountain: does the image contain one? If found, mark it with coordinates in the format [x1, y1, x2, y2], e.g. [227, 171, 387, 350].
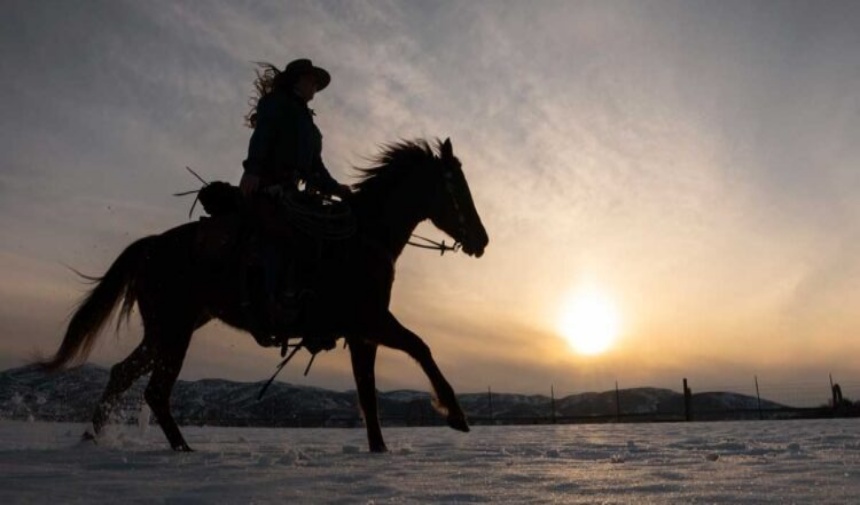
[0, 364, 789, 427]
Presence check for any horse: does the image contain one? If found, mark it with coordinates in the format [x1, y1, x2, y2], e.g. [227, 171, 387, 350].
[37, 138, 488, 453]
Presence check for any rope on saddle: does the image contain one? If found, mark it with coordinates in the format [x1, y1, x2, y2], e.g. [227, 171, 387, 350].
[174, 168, 355, 242]
[266, 186, 356, 241]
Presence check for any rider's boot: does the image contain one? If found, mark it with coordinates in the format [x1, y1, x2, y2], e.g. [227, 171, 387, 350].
[295, 290, 338, 354]
[260, 250, 305, 345]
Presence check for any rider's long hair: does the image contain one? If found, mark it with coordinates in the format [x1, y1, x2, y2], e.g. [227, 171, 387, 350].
[244, 62, 294, 128]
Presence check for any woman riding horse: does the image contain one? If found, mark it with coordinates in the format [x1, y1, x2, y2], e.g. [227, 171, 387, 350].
[239, 59, 351, 344]
[240, 58, 349, 199]
[38, 134, 489, 453]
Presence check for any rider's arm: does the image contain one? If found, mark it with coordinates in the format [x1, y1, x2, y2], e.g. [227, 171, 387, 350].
[283, 102, 339, 193]
[306, 151, 340, 194]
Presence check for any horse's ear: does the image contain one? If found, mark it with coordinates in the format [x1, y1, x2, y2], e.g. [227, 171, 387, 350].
[441, 138, 453, 158]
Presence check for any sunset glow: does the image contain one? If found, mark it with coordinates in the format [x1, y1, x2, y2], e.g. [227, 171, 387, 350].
[557, 286, 621, 356]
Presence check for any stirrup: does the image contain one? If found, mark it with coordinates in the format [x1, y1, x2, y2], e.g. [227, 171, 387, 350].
[302, 334, 337, 355]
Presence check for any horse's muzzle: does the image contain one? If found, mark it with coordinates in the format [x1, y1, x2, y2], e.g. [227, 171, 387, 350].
[461, 229, 488, 258]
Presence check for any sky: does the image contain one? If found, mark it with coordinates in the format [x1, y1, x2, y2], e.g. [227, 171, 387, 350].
[2, 0, 859, 403]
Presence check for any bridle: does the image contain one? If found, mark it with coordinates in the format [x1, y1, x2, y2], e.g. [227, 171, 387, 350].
[406, 162, 469, 255]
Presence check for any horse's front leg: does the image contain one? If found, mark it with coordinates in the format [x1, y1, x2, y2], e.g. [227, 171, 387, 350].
[348, 338, 387, 452]
[373, 312, 469, 433]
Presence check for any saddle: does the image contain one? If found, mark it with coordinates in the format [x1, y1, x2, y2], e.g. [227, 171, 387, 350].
[191, 181, 353, 358]
[195, 181, 354, 238]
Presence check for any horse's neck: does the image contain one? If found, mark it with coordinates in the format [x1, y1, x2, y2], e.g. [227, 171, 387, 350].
[352, 194, 424, 262]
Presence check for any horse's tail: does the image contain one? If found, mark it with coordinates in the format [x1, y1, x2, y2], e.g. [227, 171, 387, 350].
[37, 236, 157, 372]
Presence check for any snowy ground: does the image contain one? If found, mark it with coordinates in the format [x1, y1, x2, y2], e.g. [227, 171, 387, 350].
[1, 419, 858, 503]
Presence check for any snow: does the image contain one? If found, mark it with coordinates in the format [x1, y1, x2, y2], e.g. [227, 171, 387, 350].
[1, 419, 858, 503]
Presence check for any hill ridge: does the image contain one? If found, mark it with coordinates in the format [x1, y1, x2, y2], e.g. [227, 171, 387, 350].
[0, 364, 787, 426]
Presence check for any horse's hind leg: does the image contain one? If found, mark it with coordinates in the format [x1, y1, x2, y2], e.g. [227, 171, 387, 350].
[89, 341, 156, 439]
[144, 329, 194, 452]
[348, 339, 387, 453]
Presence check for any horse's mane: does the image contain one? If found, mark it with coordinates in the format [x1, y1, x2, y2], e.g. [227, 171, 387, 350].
[352, 139, 440, 197]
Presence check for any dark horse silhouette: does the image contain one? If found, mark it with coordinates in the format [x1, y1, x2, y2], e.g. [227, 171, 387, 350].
[38, 138, 488, 453]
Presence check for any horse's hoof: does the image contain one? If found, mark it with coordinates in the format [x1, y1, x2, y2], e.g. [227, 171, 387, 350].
[173, 443, 194, 452]
[81, 431, 97, 444]
[369, 443, 389, 454]
[447, 415, 470, 433]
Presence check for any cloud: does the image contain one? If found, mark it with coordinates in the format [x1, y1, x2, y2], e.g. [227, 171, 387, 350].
[3, 1, 860, 392]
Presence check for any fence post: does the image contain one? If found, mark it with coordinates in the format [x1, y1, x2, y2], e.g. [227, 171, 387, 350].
[615, 381, 621, 422]
[833, 383, 844, 415]
[755, 375, 763, 420]
[683, 378, 692, 422]
[488, 386, 494, 421]
[550, 385, 557, 424]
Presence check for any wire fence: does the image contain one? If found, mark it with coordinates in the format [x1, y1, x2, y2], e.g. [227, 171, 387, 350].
[687, 377, 860, 408]
[449, 375, 860, 427]
[4, 373, 859, 428]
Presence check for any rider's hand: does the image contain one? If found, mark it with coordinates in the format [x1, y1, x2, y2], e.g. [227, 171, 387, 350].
[239, 173, 260, 197]
[334, 183, 352, 199]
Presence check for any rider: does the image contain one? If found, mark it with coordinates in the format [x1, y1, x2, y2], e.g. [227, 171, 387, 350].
[239, 58, 350, 345]
[241, 58, 348, 198]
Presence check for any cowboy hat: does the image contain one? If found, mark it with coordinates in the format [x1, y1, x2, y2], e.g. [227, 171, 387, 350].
[283, 58, 331, 91]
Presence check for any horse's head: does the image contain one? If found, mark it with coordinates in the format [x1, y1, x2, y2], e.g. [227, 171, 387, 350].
[427, 138, 488, 258]
[352, 138, 489, 258]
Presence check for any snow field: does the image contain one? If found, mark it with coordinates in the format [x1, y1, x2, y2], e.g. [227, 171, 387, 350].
[1, 419, 858, 503]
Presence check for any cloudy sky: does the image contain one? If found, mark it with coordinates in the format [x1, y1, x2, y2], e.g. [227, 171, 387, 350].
[2, 0, 859, 401]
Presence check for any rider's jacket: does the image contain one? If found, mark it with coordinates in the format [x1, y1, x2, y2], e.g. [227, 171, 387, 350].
[242, 90, 339, 194]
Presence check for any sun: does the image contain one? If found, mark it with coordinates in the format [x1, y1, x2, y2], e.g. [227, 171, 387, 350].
[557, 286, 621, 355]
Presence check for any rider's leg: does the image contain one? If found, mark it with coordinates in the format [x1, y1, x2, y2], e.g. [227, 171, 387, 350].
[241, 235, 280, 347]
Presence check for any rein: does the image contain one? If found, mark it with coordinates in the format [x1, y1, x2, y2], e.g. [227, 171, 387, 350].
[407, 234, 460, 255]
